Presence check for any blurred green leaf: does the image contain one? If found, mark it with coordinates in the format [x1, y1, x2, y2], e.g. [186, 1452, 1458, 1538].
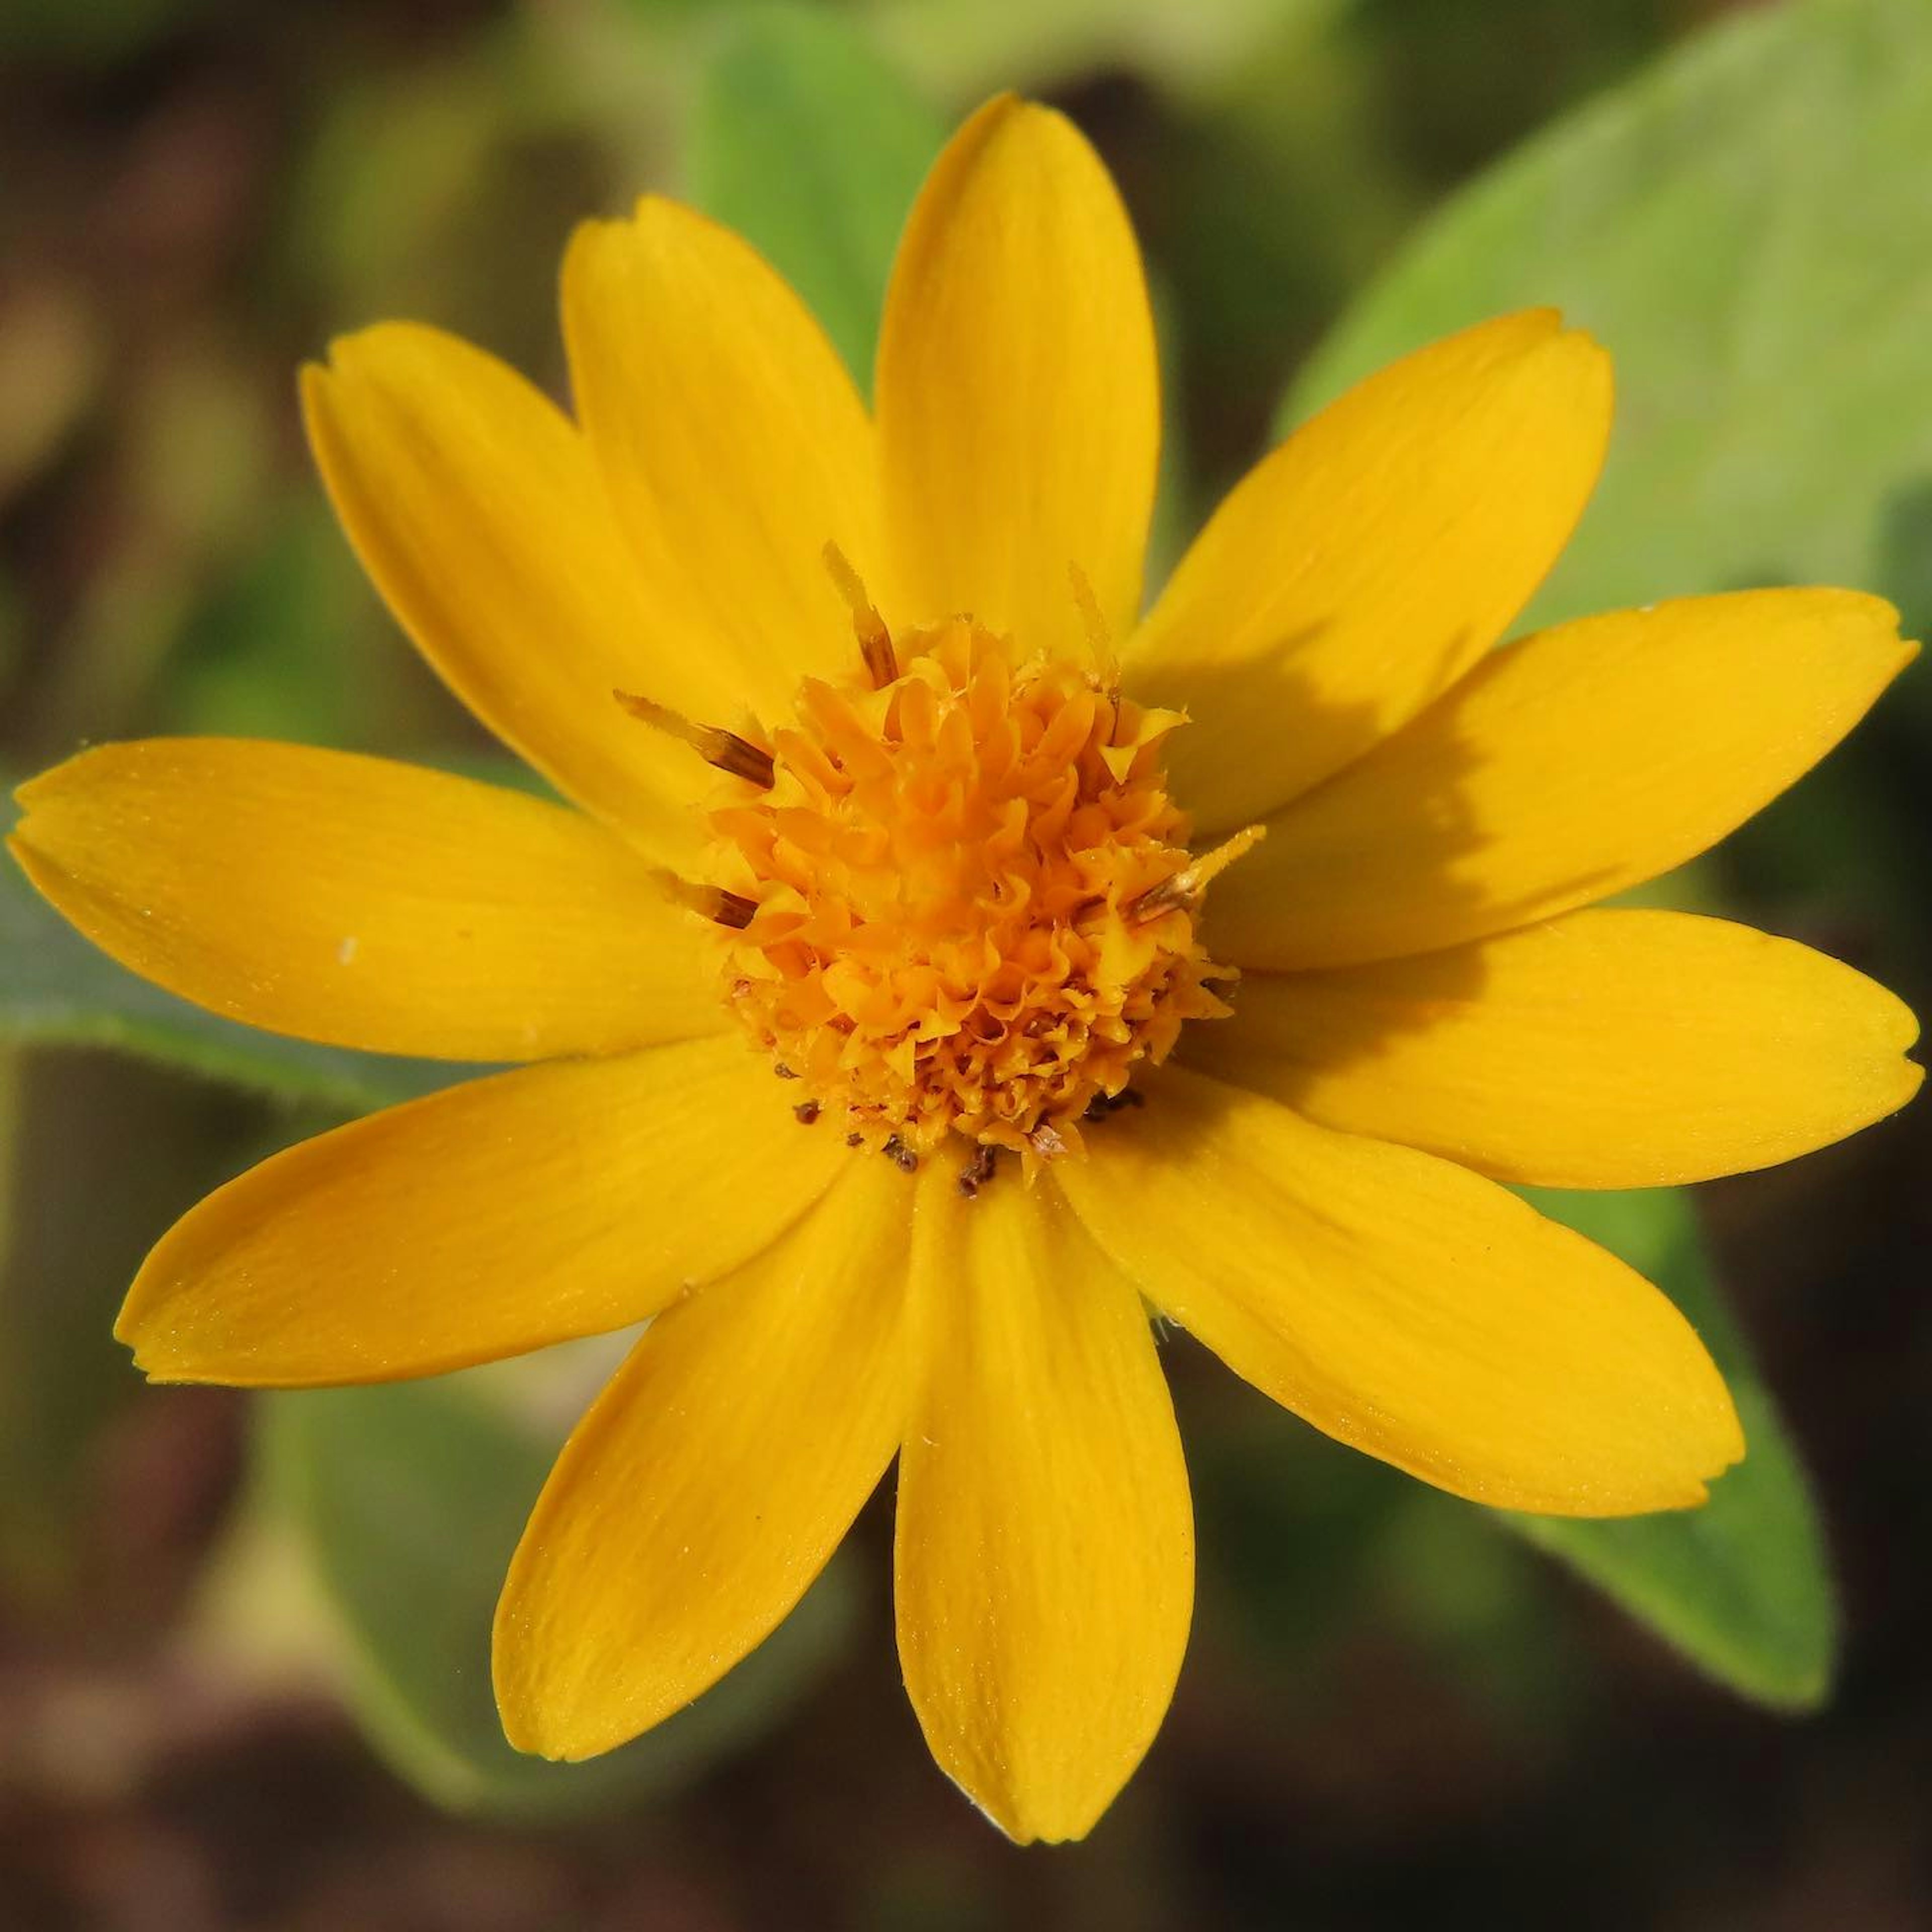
[262, 1375, 857, 1819]
[0, 833, 457, 1113]
[863, 0, 1327, 105]
[1499, 1188, 1836, 1712]
[1377, 1476, 1579, 1728]
[295, 58, 503, 321]
[164, 504, 393, 746]
[1190, 1389, 1416, 1665]
[686, 4, 947, 387]
[1287, 0, 1932, 645]
[0, 1049, 266, 1604]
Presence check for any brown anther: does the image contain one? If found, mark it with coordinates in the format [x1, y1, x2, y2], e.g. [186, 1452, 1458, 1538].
[1083, 1086, 1145, 1121]
[845, 1132, 865, 1148]
[653, 872, 758, 929]
[823, 542, 898, 688]
[957, 1144, 998, 1199]
[615, 690, 775, 787]
[792, 1099, 822, 1125]
[881, 1134, 920, 1173]
[1128, 824, 1268, 925]
[773, 1063, 799, 1079]
[1128, 873, 1187, 923]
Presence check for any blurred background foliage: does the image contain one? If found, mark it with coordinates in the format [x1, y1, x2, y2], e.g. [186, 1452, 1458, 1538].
[2, 1, 1929, 1926]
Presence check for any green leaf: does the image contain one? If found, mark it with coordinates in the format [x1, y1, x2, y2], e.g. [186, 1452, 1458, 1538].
[685, 3, 947, 389]
[163, 504, 393, 747]
[262, 1374, 858, 1820]
[1285, 0, 1932, 647]
[0, 841, 459, 1113]
[1498, 1188, 1837, 1712]
[862, 0, 1330, 106]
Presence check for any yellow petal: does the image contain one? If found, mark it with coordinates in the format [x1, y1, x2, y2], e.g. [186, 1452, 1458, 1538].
[1184, 910, 1922, 1188]
[495, 1157, 910, 1759]
[10, 739, 721, 1061]
[1129, 311, 1612, 832]
[876, 96, 1159, 660]
[561, 199, 881, 716]
[1059, 1067, 1743, 1514]
[1209, 590, 1917, 970]
[302, 324, 725, 861]
[117, 1037, 845, 1386]
[895, 1164, 1191, 1844]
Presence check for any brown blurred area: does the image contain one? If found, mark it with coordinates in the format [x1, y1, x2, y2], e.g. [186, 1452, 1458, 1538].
[4, 2, 1931, 1927]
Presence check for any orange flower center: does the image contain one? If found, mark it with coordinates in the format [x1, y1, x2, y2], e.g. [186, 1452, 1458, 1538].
[702, 617, 1251, 1168]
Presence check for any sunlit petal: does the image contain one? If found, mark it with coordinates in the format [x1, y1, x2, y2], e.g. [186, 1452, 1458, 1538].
[497, 1159, 911, 1758]
[1061, 1067, 1743, 1514]
[118, 1039, 842, 1386]
[895, 1165, 1191, 1843]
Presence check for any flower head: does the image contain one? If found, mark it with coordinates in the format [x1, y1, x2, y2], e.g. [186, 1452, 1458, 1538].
[8, 97, 1920, 1842]
[701, 605, 1251, 1160]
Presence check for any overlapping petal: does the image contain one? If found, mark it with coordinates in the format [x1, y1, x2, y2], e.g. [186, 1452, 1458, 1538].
[876, 96, 1159, 663]
[895, 1167, 1192, 1844]
[562, 198, 881, 714]
[1059, 1066, 1743, 1514]
[1129, 310, 1613, 832]
[117, 1038, 844, 1387]
[1183, 910, 1921, 1187]
[10, 740, 721, 1061]
[1206, 590, 1916, 970]
[495, 1158, 912, 1759]
[301, 324, 721, 860]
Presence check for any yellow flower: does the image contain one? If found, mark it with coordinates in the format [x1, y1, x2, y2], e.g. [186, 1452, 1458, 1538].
[7, 97, 1921, 1842]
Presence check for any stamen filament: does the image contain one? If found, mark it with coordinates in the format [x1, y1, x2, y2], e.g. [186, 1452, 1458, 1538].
[615, 691, 774, 788]
[823, 542, 898, 688]
[1069, 561, 1121, 701]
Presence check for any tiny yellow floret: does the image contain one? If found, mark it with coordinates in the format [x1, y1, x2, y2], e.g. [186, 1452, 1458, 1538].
[706, 617, 1243, 1161]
